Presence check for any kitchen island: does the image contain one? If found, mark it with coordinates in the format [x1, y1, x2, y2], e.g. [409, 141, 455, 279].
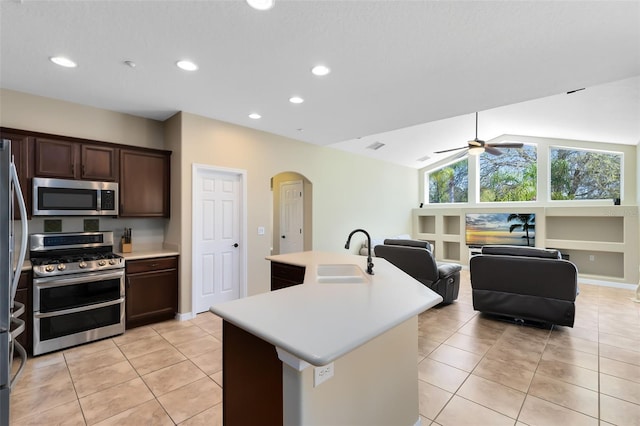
[210, 251, 443, 426]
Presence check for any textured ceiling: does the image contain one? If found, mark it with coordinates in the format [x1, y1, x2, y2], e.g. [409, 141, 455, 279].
[1, 0, 639, 168]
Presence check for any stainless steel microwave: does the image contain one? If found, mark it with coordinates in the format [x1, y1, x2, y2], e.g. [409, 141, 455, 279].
[32, 178, 118, 216]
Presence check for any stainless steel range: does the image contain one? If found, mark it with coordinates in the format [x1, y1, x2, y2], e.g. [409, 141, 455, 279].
[30, 231, 125, 355]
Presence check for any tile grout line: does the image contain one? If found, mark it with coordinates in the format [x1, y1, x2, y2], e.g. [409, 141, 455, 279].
[64, 347, 89, 426]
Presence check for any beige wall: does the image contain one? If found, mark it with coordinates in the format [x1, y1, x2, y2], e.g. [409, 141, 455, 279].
[1, 91, 418, 315]
[282, 317, 418, 425]
[0, 89, 164, 149]
[171, 112, 418, 312]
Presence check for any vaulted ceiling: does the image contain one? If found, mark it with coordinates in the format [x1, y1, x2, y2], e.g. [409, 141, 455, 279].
[1, 1, 639, 168]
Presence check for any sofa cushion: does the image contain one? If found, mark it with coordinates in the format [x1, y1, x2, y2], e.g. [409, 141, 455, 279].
[437, 262, 462, 279]
[384, 239, 432, 251]
[481, 245, 561, 259]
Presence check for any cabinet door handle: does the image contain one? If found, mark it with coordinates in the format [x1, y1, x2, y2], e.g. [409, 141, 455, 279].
[150, 263, 158, 267]
[82, 164, 86, 176]
[71, 164, 75, 175]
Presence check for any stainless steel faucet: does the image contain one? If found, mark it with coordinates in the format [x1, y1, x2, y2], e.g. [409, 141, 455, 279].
[344, 229, 374, 275]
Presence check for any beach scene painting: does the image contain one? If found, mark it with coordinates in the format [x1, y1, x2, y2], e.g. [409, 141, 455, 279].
[465, 213, 535, 247]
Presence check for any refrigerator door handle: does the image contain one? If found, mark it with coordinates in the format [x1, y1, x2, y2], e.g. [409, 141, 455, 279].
[10, 301, 24, 320]
[9, 317, 24, 342]
[9, 340, 26, 390]
[9, 162, 27, 302]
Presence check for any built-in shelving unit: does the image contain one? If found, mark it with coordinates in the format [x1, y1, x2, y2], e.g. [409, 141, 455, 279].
[413, 206, 639, 286]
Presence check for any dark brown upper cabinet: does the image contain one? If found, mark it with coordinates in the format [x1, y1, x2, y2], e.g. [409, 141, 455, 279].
[0, 131, 31, 219]
[35, 138, 117, 181]
[119, 148, 170, 217]
[2, 127, 170, 218]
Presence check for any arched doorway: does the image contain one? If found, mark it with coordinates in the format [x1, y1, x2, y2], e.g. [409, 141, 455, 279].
[271, 172, 313, 254]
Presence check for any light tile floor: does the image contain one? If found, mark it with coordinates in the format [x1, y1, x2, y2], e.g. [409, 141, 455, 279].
[9, 270, 640, 425]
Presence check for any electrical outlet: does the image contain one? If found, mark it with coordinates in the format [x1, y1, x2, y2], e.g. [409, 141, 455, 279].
[589, 255, 595, 261]
[314, 363, 334, 387]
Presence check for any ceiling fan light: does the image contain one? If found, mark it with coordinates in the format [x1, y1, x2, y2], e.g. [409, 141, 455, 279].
[247, 0, 274, 10]
[468, 146, 485, 156]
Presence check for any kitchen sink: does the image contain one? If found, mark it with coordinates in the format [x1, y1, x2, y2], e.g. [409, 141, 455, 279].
[316, 264, 369, 283]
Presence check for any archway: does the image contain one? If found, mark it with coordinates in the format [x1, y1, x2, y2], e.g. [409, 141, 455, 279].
[271, 171, 313, 254]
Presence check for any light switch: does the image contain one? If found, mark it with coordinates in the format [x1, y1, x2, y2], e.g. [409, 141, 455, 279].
[257, 226, 265, 235]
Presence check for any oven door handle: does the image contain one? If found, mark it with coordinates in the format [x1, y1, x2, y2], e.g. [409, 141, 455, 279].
[34, 297, 125, 319]
[34, 270, 125, 288]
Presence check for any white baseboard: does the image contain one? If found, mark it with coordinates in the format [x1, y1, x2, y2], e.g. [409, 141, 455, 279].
[175, 312, 195, 321]
[579, 280, 637, 290]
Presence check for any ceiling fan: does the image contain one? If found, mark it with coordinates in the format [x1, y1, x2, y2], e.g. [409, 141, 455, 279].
[435, 112, 523, 156]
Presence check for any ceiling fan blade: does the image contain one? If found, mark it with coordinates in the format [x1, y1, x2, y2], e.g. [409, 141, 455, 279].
[468, 139, 484, 147]
[484, 146, 503, 156]
[486, 142, 524, 149]
[451, 150, 468, 161]
[434, 146, 468, 154]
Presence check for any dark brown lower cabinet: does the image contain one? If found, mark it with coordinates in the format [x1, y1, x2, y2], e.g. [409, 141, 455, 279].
[223, 321, 283, 425]
[125, 256, 178, 329]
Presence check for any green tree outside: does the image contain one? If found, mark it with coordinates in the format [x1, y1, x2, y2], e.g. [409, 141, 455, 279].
[479, 146, 537, 202]
[550, 148, 621, 200]
[428, 158, 468, 203]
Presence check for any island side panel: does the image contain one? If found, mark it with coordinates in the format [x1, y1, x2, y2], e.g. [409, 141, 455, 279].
[282, 316, 419, 426]
[222, 321, 283, 425]
[270, 261, 306, 291]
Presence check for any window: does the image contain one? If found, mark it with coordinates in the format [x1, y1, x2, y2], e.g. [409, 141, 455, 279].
[427, 158, 468, 203]
[550, 147, 622, 200]
[479, 145, 537, 202]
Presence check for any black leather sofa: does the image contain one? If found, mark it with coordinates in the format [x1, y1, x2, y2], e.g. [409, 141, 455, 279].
[374, 239, 461, 305]
[470, 245, 578, 327]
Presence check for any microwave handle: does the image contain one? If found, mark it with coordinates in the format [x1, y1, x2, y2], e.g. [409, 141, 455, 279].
[10, 161, 28, 302]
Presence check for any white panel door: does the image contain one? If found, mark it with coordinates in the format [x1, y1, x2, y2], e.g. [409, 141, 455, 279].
[193, 168, 241, 312]
[279, 180, 303, 254]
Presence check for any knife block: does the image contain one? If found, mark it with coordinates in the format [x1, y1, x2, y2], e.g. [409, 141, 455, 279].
[121, 237, 132, 253]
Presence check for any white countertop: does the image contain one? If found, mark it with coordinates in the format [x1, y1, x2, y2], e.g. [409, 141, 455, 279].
[116, 248, 180, 261]
[210, 251, 442, 366]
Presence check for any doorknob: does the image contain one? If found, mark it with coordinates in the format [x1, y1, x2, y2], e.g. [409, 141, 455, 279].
[233, 243, 239, 247]
[281, 235, 286, 239]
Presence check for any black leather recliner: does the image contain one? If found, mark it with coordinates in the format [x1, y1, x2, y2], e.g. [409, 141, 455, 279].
[374, 239, 461, 305]
[470, 245, 578, 327]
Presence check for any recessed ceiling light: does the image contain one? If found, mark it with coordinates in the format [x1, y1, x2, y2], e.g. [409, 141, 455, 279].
[289, 96, 304, 104]
[311, 65, 331, 76]
[176, 60, 198, 71]
[50, 56, 77, 68]
[246, 0, 274, 10]
[249, 113, 262, 119]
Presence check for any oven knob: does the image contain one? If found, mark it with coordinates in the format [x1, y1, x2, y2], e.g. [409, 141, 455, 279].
[57, 264, 66, 271]
[45, 265, 55, 273]
[98, 260, 107, 266]
[79, 261, 87, 269]
[109, 259, 117, 265]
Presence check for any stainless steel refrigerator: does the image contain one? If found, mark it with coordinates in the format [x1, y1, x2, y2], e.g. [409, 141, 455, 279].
[1, 139, 28, 426]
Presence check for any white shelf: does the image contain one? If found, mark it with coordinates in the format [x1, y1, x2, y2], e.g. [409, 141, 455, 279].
[413, 206, 639, 285]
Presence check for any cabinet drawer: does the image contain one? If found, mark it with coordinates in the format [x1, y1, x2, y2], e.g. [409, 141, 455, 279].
[126, 256, 178, 274]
